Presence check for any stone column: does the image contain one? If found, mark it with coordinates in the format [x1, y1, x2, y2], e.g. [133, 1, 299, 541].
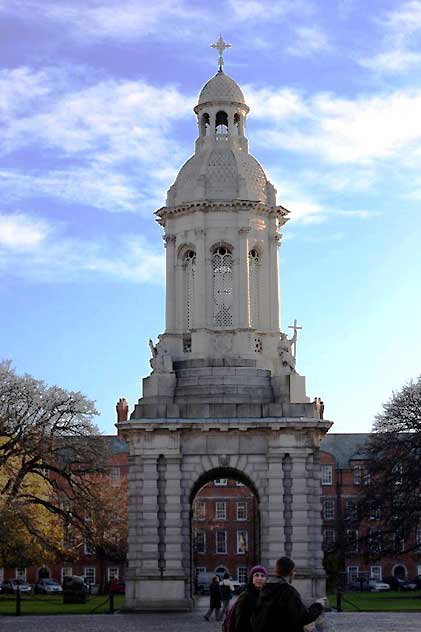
[268, 225, 281, 331]
[164, 235, 176, 332]
[194, 225, 207, 329]
[140, 455, 160, 574]
[308, 450, 324, 573]
[238, 227, 250, 329]
[265, 453, 286, 572]
[289, 450, 311, 569]
[163, 456, 185, 575]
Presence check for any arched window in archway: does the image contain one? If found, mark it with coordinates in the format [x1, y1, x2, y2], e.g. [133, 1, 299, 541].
[248, 248, 260, 328]
[212, 246, 233, 328]
[215, 110, 228, 135]
[201, 113, 210, 137]
[183, 250, 196, 330]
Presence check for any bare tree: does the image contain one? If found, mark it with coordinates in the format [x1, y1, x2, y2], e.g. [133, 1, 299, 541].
[0, 360, 109, 559]
[359, 376, 421, 557]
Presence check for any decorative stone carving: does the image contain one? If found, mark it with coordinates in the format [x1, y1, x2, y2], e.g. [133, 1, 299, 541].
[277, 333, 296, 373]
[213, 333, 233, 355]
[149, 338, 174, 373]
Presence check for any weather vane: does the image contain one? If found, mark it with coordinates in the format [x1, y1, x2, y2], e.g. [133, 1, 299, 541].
[211, 35, 231, 71]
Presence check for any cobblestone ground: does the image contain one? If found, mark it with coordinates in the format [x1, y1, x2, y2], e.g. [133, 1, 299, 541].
[1, 611, 421, 631]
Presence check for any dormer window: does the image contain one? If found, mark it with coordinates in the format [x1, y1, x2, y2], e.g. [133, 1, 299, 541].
[215, 110, 228, 135]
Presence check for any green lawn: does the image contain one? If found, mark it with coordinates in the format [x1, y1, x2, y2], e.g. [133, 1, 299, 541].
[0, 593, 125, 616]
[328, 590, 421, 611]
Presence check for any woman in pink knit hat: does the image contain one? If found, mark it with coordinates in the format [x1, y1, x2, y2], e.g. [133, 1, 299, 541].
[228, 565, 268, 632]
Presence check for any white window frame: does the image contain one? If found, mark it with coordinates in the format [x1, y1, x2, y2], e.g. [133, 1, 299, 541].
[347, 566, 359, 582]
[216, 530, 227, 554]
[107, 567, 119, 581]
[109, 466, 120, 484]
[237, 566, 248, 584]
[370, 565, 382, 581]
[321, 465, 333, 486]
[323, 498, 335, 520]
[236, 501, 247, 521]
[215, 479, 227, 486]
[195, 566, 206, 579]
[237, 530, 248, 554]
[346, 529, 359, 552]
[416, 528, 421, 552]
[195, 531, 206, 554]
[215, 501, 227, 520]
[15, 568, 26, 581]
[235, 481, 245, 486]
[194, 500, 206, 520]
[417, 564, 421, 576]
[353, 465, 362, 485]
[324, 529, 336, 547]
[84, 567, 96, 585]
[61, 567, 72, 582]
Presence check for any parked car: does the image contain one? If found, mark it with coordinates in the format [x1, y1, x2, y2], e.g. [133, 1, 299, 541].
[368, 579, 390, 592]
[1, 580, 32, 594]
[384, 576, 417, 591]
[62, 575, 89, 593]
[412, 575, 421, 589]
[34, 578, 63, 594]
[196, 572, 242, 595]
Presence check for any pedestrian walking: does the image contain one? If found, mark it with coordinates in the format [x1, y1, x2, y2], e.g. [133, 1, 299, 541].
[251, 557, 325, 632]
[204, 575, 222, 621]
[217, 572, 235, 621]
[229, 565, 268, 632]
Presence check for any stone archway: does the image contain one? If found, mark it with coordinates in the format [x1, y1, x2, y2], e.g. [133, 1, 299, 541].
[189, 466, 261, 595]
[119, 418, 328, 611]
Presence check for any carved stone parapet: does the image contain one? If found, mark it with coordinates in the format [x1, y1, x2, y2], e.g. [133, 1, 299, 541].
[163, 234, 176, 247]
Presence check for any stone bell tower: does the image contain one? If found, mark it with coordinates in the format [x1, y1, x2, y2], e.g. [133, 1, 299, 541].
[118, 38, 332, 612]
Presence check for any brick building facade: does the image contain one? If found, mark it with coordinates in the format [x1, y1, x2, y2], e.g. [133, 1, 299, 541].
[192, 478, 258, 585]
[2, 433, 420, 590]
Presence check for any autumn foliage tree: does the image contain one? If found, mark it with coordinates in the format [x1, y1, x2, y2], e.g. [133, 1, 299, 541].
[0, 361, 109, 567]
[359, 376, 421, 557]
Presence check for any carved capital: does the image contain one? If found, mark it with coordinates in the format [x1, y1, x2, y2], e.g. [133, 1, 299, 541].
[163, 234, 176, 247]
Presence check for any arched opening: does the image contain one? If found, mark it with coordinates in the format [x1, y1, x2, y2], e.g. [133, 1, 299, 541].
[215, 110, 228, 135]
[183, 249, 196, 332]
[211, 245, 233, 329]
[190, 467, 260, 600]
[38, 566, 50, 580]
[201, 112, 210, 137]
[234, 113, 241, 136]
[248, 248, 260, 328]
[393, 564, 406, 579]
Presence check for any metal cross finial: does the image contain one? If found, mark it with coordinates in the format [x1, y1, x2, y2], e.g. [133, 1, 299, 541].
[288, 319, 303, 359]
[211, 35, 231, 71]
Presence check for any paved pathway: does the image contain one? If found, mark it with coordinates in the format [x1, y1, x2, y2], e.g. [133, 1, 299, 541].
[1, 611, 421, 631]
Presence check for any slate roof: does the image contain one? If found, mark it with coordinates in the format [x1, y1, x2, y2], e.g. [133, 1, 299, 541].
[320, 433, 370, 468]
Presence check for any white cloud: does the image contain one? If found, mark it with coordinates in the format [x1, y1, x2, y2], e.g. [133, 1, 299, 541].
[247, 84, 421, 166]
[0, 212, 50, 249]
[358, 1, 421, 74]
[0, 211, 164, 283]
[286, 26, 331, 57]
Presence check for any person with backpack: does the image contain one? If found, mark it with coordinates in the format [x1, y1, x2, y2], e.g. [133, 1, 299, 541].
[224, 565, 268, 632]
[217, 572, 235, 621]
[251, 557, 325, 632]
[204, 575, 222, 621]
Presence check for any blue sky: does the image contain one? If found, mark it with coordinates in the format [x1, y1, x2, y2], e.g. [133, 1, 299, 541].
[1, 0, 421, 434]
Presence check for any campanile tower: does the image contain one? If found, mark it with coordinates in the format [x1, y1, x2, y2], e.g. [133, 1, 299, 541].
[118, 39, 332, 611]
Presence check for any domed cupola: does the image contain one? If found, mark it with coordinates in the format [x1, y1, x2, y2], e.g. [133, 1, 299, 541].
[165, 37, 277, 208]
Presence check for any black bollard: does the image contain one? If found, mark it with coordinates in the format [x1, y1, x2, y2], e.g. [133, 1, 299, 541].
[336, 590, 342, 612]
[16, 588, 21, 616]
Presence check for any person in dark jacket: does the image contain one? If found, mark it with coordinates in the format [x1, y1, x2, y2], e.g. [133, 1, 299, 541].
[233, 565, 268, 632]
[204, 576, 222, 621]
[251, 557, 325, 632]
